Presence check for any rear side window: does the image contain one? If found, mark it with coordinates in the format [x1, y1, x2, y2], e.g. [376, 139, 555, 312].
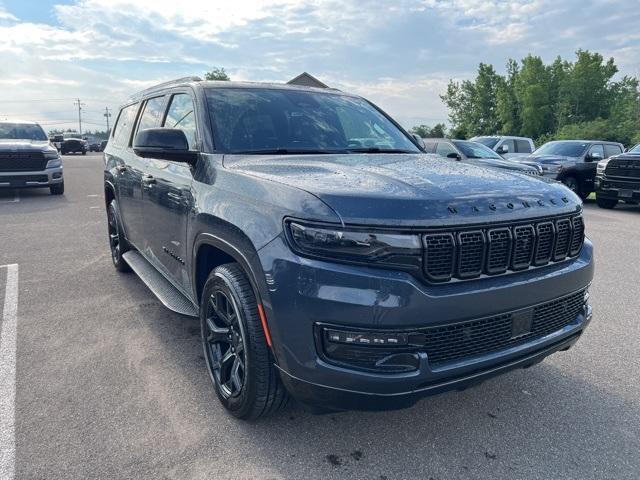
[604, 144, 622, 158]
[515, 139, 532, 153]
[112, 103, 139, 148]
[135, 96, 166, 135]
[163, 93, 196, 149]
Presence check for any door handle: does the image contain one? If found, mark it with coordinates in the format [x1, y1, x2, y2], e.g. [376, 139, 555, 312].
[116, 165, 127, 173]
[142, 174, 156, 186]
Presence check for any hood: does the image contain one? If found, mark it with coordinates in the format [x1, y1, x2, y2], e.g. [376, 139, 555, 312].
[225, 153, 581, 226]
[514, 154, 578, 165]
[0, 139, 56, 154]
[467, 157, 535, 171]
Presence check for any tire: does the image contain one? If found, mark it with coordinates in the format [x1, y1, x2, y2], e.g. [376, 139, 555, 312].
[562, 176, 582, 197]
[107, 200, 131, 272]
[596, 196, 618, 209]
[50, 182, 64, 195]
[82, 151, 87, 155]
[201, 263, 288, 420]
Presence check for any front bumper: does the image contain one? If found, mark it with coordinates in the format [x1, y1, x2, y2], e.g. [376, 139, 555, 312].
[0, 166, 63, 188]
[258, 235, 594, 410]
[596, 176, 640, 201]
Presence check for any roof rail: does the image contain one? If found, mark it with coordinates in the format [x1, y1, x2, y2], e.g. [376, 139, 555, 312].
[131, 76, 202, 99]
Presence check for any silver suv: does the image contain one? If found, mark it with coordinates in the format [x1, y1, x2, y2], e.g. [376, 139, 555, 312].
[0, 120, 64, 195]
[470, 136, 535, 159]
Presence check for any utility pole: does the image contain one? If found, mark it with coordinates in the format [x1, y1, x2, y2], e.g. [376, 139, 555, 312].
[104, 107, 112, 133]
[73, 98, 85, 135]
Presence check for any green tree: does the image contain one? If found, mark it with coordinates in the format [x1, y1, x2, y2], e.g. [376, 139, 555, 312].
[410, 123, 447, 138]
[204, 67, 230, 81]
[496, 59, 520, 134]
[515, 55, 552, 138]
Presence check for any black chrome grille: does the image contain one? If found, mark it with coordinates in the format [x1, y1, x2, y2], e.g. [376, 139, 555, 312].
[317, 289, 587, 371]
[0, 152, 47, 172]
[423, 214, 584, 283]
[605, 158, 640, 179]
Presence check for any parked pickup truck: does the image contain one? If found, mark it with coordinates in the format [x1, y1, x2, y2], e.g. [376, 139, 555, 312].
[0, 120, 64, 194]
[595, 143, 640, 209]
[104, 77, 593, 419]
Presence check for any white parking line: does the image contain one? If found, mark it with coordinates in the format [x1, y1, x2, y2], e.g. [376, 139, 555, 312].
[0, 264, 18, 480]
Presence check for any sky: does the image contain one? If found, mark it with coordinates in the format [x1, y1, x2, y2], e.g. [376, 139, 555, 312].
[0, 0, 638, 134]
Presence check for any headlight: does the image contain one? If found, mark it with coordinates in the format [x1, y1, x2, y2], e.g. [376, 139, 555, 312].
[596, 159, 609, 174]
[286, 221, 422, 268]
[45, 152, 62, 168]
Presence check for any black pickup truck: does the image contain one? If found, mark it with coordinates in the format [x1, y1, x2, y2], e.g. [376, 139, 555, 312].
[595, 144, 640, 209]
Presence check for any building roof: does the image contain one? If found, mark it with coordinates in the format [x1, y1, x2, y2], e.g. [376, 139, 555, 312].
[287, 72, 329, 89]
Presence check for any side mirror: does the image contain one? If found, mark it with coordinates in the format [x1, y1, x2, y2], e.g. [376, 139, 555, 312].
[133, 128, 197, 163]
[446, 152, 461, 160]
[496, 144, 509, 154]
[411, 133, 426, 150]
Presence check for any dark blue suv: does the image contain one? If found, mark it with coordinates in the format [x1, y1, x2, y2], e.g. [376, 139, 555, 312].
[104, 77, 594, 419]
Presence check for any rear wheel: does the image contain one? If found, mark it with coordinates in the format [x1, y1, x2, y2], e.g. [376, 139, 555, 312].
[596, 196, 618, 209]
[107, 200, 131, 272]
[201, 263, 288, 420]
[50, 182, 64, 195]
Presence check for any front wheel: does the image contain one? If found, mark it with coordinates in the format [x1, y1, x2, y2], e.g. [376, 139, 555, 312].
[562, 176, 582, 197]
[596, 196, 618, 209]
[201, 263, 288, 420]
[107, 200, 131, 272]
[50, 182, 64, 195]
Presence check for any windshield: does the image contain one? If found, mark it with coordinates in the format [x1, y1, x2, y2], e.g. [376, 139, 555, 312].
[471, 137, 499, 149]
[0, 123, 47, 141]
[630, 144, 640, 153]
[63, 133, 82, 140]
[453, 140, 502, 159]
[205, 88, 419, 154]
[534, 141, 588, 157]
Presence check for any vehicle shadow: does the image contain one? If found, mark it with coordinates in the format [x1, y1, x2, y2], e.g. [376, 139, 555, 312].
[112, 292, 638, 480]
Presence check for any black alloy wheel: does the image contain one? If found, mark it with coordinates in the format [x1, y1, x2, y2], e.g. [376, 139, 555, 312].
[107, 200, 131, 272]
[204, 288, 247, 399]
[200, 264, 288, 419]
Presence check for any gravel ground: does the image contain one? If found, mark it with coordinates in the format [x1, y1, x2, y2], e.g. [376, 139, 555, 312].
[0, 153, 638, 480]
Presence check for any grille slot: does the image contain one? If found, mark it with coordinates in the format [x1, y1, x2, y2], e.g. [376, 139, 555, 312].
[605, 159, 640, 179]
[0, 152, 47, 172]
[570, 216, 584, 256]
[423, 214, 584, 283]
[486, 228, 512, 274]
[457, 231, 485, 278]
[512, 225, 535, 270]
[423, 233, 455, 282]
[534, 222, 555, 265]
[554, 219, 572, 261]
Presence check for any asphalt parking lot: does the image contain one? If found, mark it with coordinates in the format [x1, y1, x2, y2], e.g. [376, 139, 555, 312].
[1, 153, 639, 480]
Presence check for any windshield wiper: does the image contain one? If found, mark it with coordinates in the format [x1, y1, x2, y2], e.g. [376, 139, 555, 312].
[229, 148, 349, 155]
[347, 147, 416, 154]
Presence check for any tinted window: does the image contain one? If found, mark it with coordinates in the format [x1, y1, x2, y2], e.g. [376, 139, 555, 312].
[630, 144, 640, 153]
[515, 139, 532, 153]
[0, 123, 47, 141]
[472, 137, 499, 148]
[534, 141, 588, 157]
[588, 144, 604, 159]
[136, 96, 166, 135]
[205, 88, 419, 154]
[163, 93, 196, 149]
[604, 144, 622, 158]
[436, 142, 458, 157]
[453, 140, 502, 159]
[112, 103, 139, 148]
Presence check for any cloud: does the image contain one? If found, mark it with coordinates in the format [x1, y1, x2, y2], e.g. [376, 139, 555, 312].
[0, 0, 638, 131]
